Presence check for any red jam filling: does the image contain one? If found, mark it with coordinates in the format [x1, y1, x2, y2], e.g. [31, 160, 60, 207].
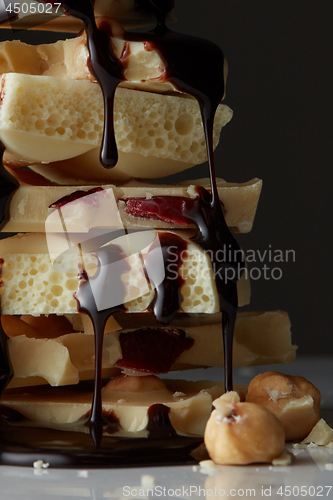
[116, 327, 194, 373]
[122, 196, 191, 225]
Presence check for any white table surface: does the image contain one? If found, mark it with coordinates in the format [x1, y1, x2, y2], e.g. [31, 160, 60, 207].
[0, 356, 332, 500]
[0, 447, 333, 500]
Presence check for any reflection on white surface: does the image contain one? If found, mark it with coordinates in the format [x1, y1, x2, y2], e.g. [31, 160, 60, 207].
[0, 446, 333, 500]
[1, 357, 332, 497]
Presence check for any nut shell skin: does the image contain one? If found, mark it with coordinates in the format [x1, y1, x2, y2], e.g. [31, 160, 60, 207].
[246, 371, 321, 441]
[204, 394, 285, 465]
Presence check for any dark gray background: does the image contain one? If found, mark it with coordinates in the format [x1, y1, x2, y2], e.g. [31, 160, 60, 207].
[0, 0, 332, 354]
[174, 0, 333, 356]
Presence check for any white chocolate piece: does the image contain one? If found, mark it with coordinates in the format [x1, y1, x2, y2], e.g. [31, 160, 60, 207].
[2, 380, 225, 435]
[175, 311, 296, 369]
[7, 332, 122, 387]
[0, 232, 250, 316]
[0, 73, 232, 168]
[0, 34, 174, 93]
[271, 449, 292, 466]
[5, 310, 295, 389]
[28, 150, 204, 184]
[3, 178, 262, 234]
[33, 459, 49, 469]
[302, 419, 333, 446]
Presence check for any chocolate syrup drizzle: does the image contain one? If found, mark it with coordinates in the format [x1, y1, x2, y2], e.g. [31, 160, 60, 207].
[74, 244, 129, 446]
[0, 0, 244, 466]
[147, 232, 187, 323]
[60, 0, 123, 168]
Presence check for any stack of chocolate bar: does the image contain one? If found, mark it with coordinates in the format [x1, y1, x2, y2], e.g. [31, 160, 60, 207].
[0, 1, 295, 465]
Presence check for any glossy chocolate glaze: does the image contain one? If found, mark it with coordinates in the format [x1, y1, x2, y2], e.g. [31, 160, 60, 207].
[0, 0, 244, 466]
[61, 0, 123, 168]
[0, 402, 202, 467]
[74, 244, 128, 445]
[147, 232, 187, 323]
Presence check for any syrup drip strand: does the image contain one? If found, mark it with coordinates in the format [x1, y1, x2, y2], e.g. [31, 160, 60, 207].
[147, 232, 187, 324]
[61, 0, 123, 168]
[74, 244, 128, 446]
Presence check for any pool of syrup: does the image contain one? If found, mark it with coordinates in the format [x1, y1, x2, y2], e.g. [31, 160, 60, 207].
[0, 404, 202, 467]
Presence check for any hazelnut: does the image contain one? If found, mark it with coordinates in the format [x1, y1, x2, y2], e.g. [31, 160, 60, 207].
[204, 391, 285, 465]
[246, 371, 321, 441]
[103, 374, 170, 393]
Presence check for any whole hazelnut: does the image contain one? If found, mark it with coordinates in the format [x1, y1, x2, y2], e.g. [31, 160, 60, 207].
[246, 371, 321, 441]
[204, 391, 285, 465]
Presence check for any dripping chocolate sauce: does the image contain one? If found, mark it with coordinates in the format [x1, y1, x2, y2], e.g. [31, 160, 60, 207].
[74, 244, 128, 446]
[60, 0, 123, 168]
[0, 0, 244, 466]
[147, 232, 187, 323]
